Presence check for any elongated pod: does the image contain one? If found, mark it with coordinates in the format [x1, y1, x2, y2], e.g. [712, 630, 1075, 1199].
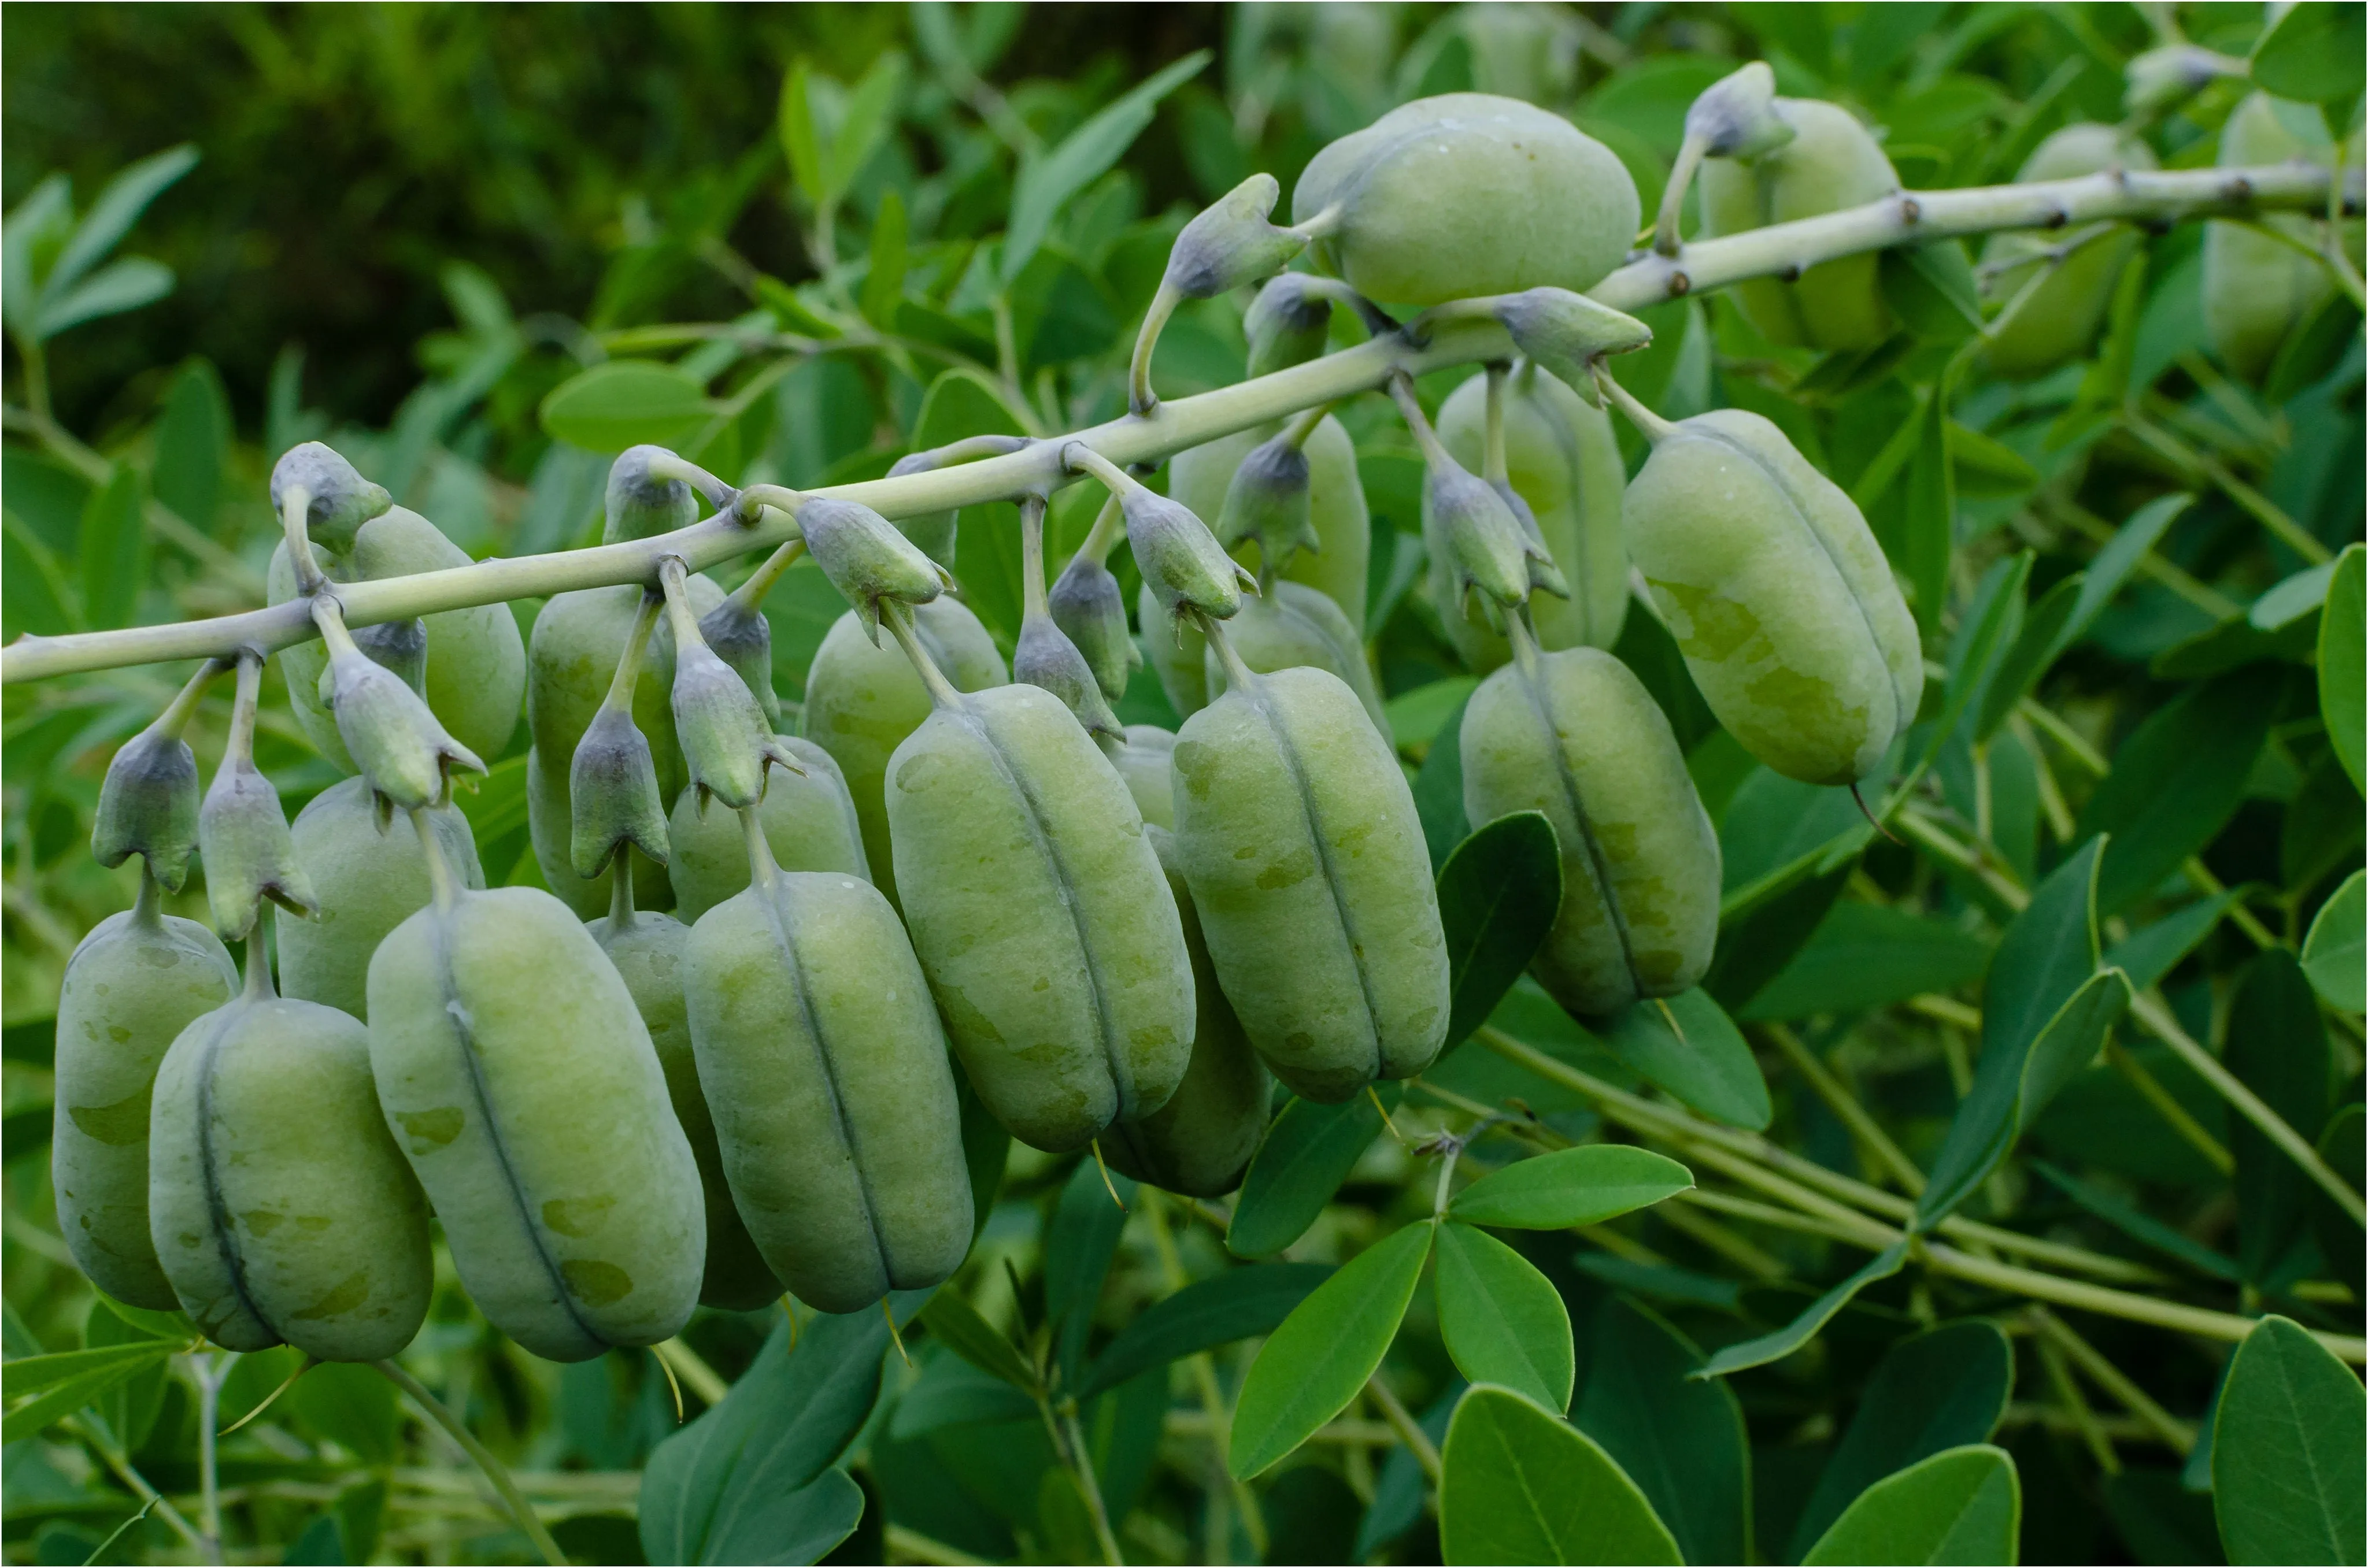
[1202, 580, 1388, 733]
[2204, 93, 2358, 384]
[278, 777, 483, 1021]
[666, 736, 868, 922]
[1699, 98, 1899, 351]
[1168, 414, 1372, 631]
[1108, 725, 1180, 832]
[1981, 125, 2157, 380]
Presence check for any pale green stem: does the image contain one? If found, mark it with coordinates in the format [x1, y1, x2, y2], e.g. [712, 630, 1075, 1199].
[373, 1360, 565, 1567]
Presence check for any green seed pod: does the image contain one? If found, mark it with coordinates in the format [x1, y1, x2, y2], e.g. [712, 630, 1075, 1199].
[1048, 553, 1141, 704]
[586, 899, 780, 1311]
[53, 880, 240, 1309]
[605, 446, 700, 545]
[1016, 611, 1124, 740]
[2204, 94, 2356, 384]
[1127, 488, 1253, 622]
[888, 681, 1194, 1152]
[1291, 93, 1638, 306]
[1109, 725, 1179, 832]
[798, 496, 950, 642]
[2123, 43, 2241, 120]
[667, 737, 869, 923]
[319, 629, 484, 811]
[1215, 435, 1319, 579]
[1699, 99, 1900, 351]
[801, 602, 1005, 910]
[270, 443, 391, 553]
[1139, 580, 1212, 720]
[1426, 457, 1537, 618]
[569, 707, 671, 878]
[349, 616, 428, 695]
[1493, 290, 1655, 399]
[1202, 580, 1388, 735]
[1623, 407, 1922, 786]
[1166, 174, 1309, 300]
[1461, 646, 1721, 1017]
[1430, 364, 1629, 670]
[1172, 662, 1450, 1103]
[684, 850, 974, 1312]
[698, 596, 779, 727]
[92, 724, 201, 893]
[149, 958, 432, 1359]
[1169, 413, 1370, 630]
[1981, 125, 2158, 380]
[1244, 274, 1335, 379]
[200, 755, 317, 939]
[279, 777, 484, 1021]
[1101, 826, 1271, 1198]
[367, 882, 705, 1362]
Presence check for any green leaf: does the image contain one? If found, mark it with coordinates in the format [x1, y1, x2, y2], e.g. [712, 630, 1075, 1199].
[2212, 1315, 2366, 1565]
[1229, 1222, 1433, 1479]
[37, 256, 176, 339]
[1718, 765, 1869, 920]
[1414, 692, 1474, 872]
[1439, 1384, 1682, 1566]
[2030, 1161, 2241, 1281]
[2304, 871, 2365, 1013]
[1976, 573, 2082, 743]
[1078, 1264, 1331, 1399]
[2, 1344, 179, 1444]
[2250, 2, 2366, 105]
[3, 509, 82, 639]
[1802, 1444, 2022, 1566]
[1696, 1241, 1911, 1379]
[828, 53, 908, 203]
[1449, 1146, 1693, 1230]
[2077, 666, 2281, 915]
[778, 62, 826, 209]
[1902, 378, 1957, 631]
[1044, 1158, 1136, 1387]
[1791, 1321, 2015, 1557]
[1434, 1223, 1574, 1414]
[1574, 1297, 1751, 1566]
[861, 189, 909, 332]
[2320, 545, 2363, 795]
[540, 360, 712, 454]
[2226, 950, 2331, 1285]
[41, 145, 196, 309]
[1227, 1084, 1400, 1259]
[2313, 1106, 2365, 1287]
[1929, 552, 2030, 762]
[919, 1290, 1037, 1393]
[151, 358, 229, 534]
[1437, 811, 1562, 1051]
[2108, 890, 2244, 993]
[1738, 900, 1993, 1022]
[1707, 861, 1853, 1011]
[1005, 53, 1209, 284]
[2, 175, 72, 341]
[1386, 677, 1479, 752]
[1597, 988, 1773, 1130]
[77, 464, 146, 632]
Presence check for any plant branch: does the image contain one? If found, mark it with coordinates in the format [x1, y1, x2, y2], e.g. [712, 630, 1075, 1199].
[374, 1360, 566, 1566]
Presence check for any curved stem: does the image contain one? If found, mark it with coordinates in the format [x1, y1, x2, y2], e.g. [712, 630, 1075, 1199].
[1592, 365, 1677, 443]
[1482, 364, 1508, 485]
[725, 539, 806, 617]
[739, 805, 779, 891]
[1385, 373, 1451, 468]
[1077, 494, 1124, 568]
[1130, 280, 1185, 417]
[280, 487, 327, 598]
[1019, 496, 1050, 617]
[1653, 132, 1710, 257]
[881, 599, 964, 710]
[604, 591, 663, 714]
[608, 852, 637, 926]
[409, 808, 460, 912]
[373, 1359, 565, 1567]
[1064, 442, 1142, 498]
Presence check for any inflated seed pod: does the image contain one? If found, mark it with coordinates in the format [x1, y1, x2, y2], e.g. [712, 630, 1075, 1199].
[1699, 98, 1900, 351]
[1202, 580, 1388, 733]
[887, 670, 1194, 1153]
[587, 884, 780, 1311]
[53, 874, 241, 1309]
[1172, 655, 1450, 1103]
[1101, 827, 1271, 1198]
[1168, 414, 1370, 630]
[683, 821, 974, 1311]
[666, 736, 869, 922]
[801, 601, 1005, 910]
[368, 872, 704, 1362]
[1620, 405, 1922, 786]
[148, 936, 432, 1359]
[1981, 125, 2158, 380]
[1140, 580, 1212, 720]
[278, 777, 484, 1021]
[1461, 642, 1720, 1016]
[2204, 93, 2358, 384]
[1108, 725, 1179, 832]
[1291, 92, 1638, 306]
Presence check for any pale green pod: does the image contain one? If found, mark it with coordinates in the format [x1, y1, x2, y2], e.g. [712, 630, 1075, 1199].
[1202, 580, 1388, 733]
[1460, 648, 1721, 1017]
[148, 986, 432, 1359]
[1428, 364, 1629, 671]
[53, 890, 240, 1309]
[1140, 581, 1211, 719]
[1172, 666, 1450, 1102]
[1623, 409, 1923, 786]
[888, 683, 1194, 1152]
[801, 602, 1005, 911]
[2204, 94, 2355, 384]
[587, 906, 780, 1311]
[1109, 725, 1179, 832]
[1168, 414, 1370, 631]
[278, 777, 484, 1021]
[1700, 99, 1899, 351]
[1982, 125, 2157, 380]
[528, 748, 669, 919]
[684, 868, 974, 1313]
[368, 886, 704, 1362]
[666, 736, 868, 922]
[1292, 92, 1638, 306]
[1101, 828, 1271, 1198]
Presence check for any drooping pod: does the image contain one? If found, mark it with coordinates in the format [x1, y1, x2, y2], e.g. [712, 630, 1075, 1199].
[1699, 98, 1900, 351]
[2204, 93, 2358, 384]
[53, 871, 241, 1309]
[1202, 580, 1388, 733]
[1460, 633, 1720, 1017]
[366, 820, 703, 1362]
[1171, 637, 1450, 1103]
[666, 736, 870, 922]
[1980, 125, 2158, 380]
[199, 654, 319, 941]
[147, 925, 432, 1359]
[682, 810, 974, 1312]
[1101, 826, 1271, 1198]
[1167, 413, 1371, 633]
[883, 610, 1194, 1152]
[278, 777, 483, 1021]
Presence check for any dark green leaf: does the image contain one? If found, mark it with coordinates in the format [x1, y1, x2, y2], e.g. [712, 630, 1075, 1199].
[1903, 380, 1956, 632]
[1045, 1158, 1135, 1387]
[1597, 988, 1772, 1130]
[540, 361, 711, 454]
[2321, 546, 2363, 795]
[1574, 1297, 1750, 1566]
[2077, 666, 2281, 915]
[1975, 573, 2082, 743]
[2227, 951, 2330, 1285]
[1449, 1146, 1693, 1230]
[2303, 872, 2364, 1013]
[1718, 765, 1869, 920]
[1738, 900, 1993, 1022]
[2, 1345, 179, 1444]
[1707, 861, 1853, 1011]
[2250, 3, 2366, 104]
[1801, 1444, 2021, 1566]
[2109, 890, 2244, 993]
[1414, 693, 1474, 873]
[1437, 811, 1562, 1050]
[1005, 53, 1208, 283]
[919, 1291, 1036, 1394]
[150, 358, 228, 534]
[2212, 1315, 2366, 1565]
[2031, 1161, 2241, 1281]
[1078, 1264, 1330, 1399]
[1227, 1084, 1400, 1259]
[1434, 1222, 1573, 1414]
[2312, 1106, 2365, 1287]
[3, 509, 82, 639]
[1440, 1384, 1681, 1566]
[1696, 1241, 1911, 1379]
[861, 190, 909, 332]
[77, 465, 145, 632]
[42, 144, 197, 310]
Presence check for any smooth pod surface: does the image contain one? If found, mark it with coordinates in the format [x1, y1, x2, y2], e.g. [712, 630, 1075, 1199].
[665, 736, 869, 922]
[1202, 580, 1388, 733]
[889, 683, 1194, 1151]
[1173, 666, 1450, 1102]
[2205, 94, 2352, 384]
[1109, 725, 1179, 831]
[1699, 99, 1899, 350]
[1141, 581, 1212, 720]
[1981, 124, 2156, 379]
[1623, 408, 1922, 785]
[683, 869, 973, 1312]
[1168, 414, 1371, 629]
[53, 900, 240, 1309]
[367, 885, 704, 1361]
[802, 600, 1005, 910]
[278, 777, 484, 1020]
[1461, 648, 1720, 1015]
[149, 991, 432, 1359]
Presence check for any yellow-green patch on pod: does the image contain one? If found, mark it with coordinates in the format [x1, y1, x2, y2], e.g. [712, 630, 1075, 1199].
[1291, 92, 1639, 306]
[1981, 125, 2158, 380]
[1168, 414, 1371, 629]
[1429, 364, 1628, 672]
[1622, 408, 1922, 786]
[1460, 646, 1720, 1016]
[278, 777, 483, 1021]
[666, 737, 868, 922]
[889, 681, 1194, 1152]
[683, 849, 973, 1312]
[1108, 725, 1179, 831]
[367, 884, 704, 1361]
[587, 899, 780, 1311]
[1102, 827, 1271, 1198]
[147, 965, 431, 1359]
[1201, 580, 1388, 733]
[802, 601, 1005, 911]
[1172, 663, 1449, 1103]
[1699, 99, 1899, 351]
[1140, 582, 1211, 719]
[53, 881, 240, 1309]
[2204, 93, 2354, 384]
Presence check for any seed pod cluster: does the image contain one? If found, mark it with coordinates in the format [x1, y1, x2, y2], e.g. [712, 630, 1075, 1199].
[1698, 98, 1900, 350]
